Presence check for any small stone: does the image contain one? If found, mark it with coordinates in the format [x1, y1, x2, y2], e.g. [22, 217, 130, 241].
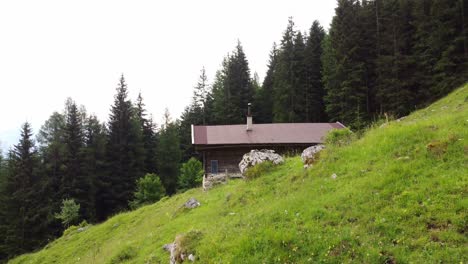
[188, 254, 196, 262]
[184, 198, 201, 209]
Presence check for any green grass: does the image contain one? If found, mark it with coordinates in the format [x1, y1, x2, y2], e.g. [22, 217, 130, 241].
[11, 84, 468, 263]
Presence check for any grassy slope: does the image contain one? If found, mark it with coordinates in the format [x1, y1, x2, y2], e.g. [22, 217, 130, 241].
[12, 84, 467, 263]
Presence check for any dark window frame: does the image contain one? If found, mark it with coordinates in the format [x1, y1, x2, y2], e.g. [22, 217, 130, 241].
[210, 160, 218, 174]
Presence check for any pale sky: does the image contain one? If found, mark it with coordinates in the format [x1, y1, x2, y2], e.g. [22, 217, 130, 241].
[0, 0, 337, 151]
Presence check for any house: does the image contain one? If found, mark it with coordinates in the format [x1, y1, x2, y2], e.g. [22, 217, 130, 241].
[191, 106, 345, 177]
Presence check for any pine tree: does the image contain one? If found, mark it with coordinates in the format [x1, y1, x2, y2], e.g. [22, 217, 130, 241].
[82, 115, 107, 222]
[193, 67, 210, 125]
[304, 20, 327, 122]
[374, 0, 417, 116]
[323, 0, 373, 128]
[157, 109, 181, 195]
[273, 18, 296, 122]
[254, 43, 278, 123]
[292, 31, 307, 122]
[98, 75, 145, 219]
[211, 64, 229, 124]
[212, 42, 254, 125]
[62, 98, 93, 221]
[136, 93, 158, 174]
[1, 123, 48, 258]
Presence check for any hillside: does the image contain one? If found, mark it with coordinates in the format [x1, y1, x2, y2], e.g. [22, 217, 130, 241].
[11, 84, 467, 263]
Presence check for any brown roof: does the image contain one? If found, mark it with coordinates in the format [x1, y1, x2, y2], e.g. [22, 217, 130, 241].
[192, 122, 345, 145]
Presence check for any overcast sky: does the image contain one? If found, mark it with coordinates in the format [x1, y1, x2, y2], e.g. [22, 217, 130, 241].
[0, 0, 337, 151]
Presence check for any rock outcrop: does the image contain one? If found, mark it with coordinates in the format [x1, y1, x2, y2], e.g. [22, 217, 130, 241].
[301, 145, 325, 168]
[163, 231, 202, 263]
[238, 149, 284, 174]
[203, 174, 227, 191]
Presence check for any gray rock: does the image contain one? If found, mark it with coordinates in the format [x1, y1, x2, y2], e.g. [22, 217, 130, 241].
[238, 149, 284, 174]
[203, 173, 228, 191]
[301, 145, 325, 168]
[163, 243, 174, 252]
[184, 198, 201, 209]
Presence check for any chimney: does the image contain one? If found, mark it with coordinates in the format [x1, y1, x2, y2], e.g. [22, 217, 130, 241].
[246, 103, 253, 131]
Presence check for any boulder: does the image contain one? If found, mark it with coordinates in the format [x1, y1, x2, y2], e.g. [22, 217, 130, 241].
[238, 149, 284, 174]
[203, 173, 227, 191]
[163, 231, 201, 263]
[301, 145, 325, 168]
[162, 243, 177, 264]
[184, 198, 201, 209]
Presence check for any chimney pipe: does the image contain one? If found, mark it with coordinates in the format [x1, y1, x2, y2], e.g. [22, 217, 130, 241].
[246, 103, 253, 131]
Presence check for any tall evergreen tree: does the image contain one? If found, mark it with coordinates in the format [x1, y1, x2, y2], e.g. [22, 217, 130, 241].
[1, 123, 48, 258]
[157, 109, 181, 194]
[136, 93, 158, 174]
[323, 0, 373, 128]
[179, 68, 210, 162]
[254, 43, 278, 123]
[212, 42, 254, 124]
[292, 30, 307, 121]
[273, 18, 297, 122]
[374, 0, 417, 116]
[82, 115, 107, 222]
[62, 98, 93, 221]
[304, 20, 327, 122]
[98, 75, 145, 220]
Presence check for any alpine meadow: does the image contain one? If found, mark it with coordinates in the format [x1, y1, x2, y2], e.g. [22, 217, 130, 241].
[0, 0, 466, 263]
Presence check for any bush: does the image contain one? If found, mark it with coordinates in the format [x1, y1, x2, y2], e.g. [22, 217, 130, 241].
[55, 199, 80, 228]
[129, 173, 166, 209]
[178, 158, 204, 191]
[244, 161, 275, 180]
[325, 128, 354, 146]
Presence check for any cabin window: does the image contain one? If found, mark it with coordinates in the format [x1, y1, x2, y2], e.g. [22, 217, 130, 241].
[210, 160, 218, 174]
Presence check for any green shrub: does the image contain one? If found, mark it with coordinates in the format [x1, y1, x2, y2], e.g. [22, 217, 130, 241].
[55, 199, 80, 228]
[129, 173, 166, 209]
[244, 161, 275, 180]
[178, 157, 204, 191]
[325, 128, 354, 146]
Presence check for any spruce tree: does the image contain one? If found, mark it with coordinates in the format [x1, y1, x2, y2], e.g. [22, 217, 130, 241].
[273, 18, 296, 122]
[1, 123, 48, 258]
[82, 115, 107, 222]
[99, 75, 145, 219]
[254, 43, 278, 123]
[62, 98, 93, 221]
[292, 31, 307, 122]
[323, 0, 373, 128]
[136, 93, 158, 174]
[212, 42, 254, 125]
[157, 109, 181, 194]
[304, 20, 327, 122]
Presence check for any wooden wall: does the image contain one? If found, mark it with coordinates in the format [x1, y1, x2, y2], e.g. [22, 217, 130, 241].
[201, 144, 311, 175]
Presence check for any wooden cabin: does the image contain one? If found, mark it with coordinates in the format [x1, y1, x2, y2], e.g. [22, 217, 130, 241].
[191, 107, 345, 177]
